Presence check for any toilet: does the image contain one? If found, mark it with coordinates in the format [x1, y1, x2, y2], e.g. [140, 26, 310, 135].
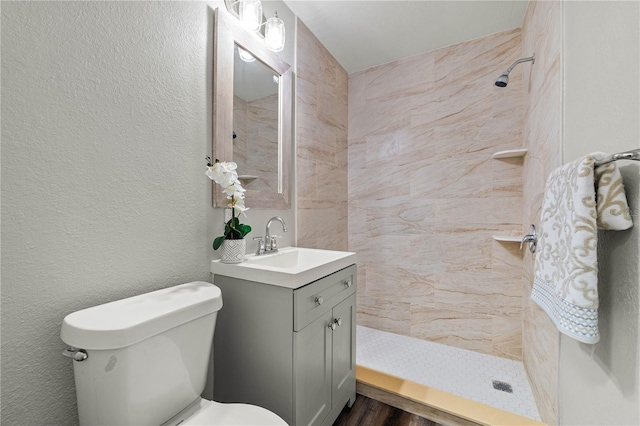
[61, 281, 287, 426]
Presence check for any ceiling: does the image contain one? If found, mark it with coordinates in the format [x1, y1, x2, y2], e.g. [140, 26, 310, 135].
[282, 1, 529, 74]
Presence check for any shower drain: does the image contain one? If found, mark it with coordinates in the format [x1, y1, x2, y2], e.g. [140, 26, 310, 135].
[492, 380, 513, 393]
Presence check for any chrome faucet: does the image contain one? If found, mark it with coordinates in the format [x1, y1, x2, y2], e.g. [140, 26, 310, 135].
[262, 216, 287, 254]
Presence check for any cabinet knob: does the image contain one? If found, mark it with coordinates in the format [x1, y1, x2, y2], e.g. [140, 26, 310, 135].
[315, 296, 324, 306]
[344, 279, 352, 288]
[334, 318, 342, 327]
[328, 321, 337, 331]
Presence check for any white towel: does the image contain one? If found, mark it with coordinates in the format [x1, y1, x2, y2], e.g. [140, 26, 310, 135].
[531, 153, 633, 344]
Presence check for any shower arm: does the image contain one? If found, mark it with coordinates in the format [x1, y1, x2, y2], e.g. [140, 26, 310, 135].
[504, 55, 535, 74]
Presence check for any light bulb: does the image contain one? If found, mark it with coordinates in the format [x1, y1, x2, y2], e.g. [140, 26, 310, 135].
[239, 0, 262, 32]
[265, 12, 285, 52]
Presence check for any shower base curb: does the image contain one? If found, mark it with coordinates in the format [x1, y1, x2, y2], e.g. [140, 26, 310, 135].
[356, 365, 546, 426]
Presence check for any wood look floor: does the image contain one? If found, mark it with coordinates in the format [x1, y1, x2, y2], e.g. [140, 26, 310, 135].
[333, 395, 442, 426]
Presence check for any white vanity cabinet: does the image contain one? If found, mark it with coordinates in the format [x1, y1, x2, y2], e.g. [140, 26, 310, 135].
[212, 264, 357, 426]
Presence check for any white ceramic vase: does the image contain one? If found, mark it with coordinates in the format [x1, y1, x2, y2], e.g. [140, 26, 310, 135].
[220, 239, 246, 264]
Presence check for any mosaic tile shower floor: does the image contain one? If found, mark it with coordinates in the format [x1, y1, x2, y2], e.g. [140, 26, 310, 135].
[356, 325, 541, 421]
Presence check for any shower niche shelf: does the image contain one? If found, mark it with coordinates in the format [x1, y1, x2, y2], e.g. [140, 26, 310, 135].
[491, 148, 528, 159]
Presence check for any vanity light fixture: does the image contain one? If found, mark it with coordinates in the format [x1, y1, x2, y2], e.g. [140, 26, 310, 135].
[265, 11, 285, 52]
[239, 0, 262, 31]
[226, 0, 286, 53]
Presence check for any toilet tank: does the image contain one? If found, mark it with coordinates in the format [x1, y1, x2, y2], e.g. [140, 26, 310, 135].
[61, 282, 223, 426]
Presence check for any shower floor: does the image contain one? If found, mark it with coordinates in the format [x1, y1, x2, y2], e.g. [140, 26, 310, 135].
[356, 325, 541, 422]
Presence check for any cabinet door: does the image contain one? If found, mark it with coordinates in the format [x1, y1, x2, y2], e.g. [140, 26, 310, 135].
[331, 293, 356, 407]
[294, 310, 332, 426]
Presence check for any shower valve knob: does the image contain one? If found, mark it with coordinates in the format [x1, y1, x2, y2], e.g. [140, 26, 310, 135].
[520, 224, 538, 253]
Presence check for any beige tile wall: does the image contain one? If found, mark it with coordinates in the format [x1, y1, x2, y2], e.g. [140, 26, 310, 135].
[296, 20, 349, 251]
[521, 1, 563, 424]
[348, 29, 525, 360]
[233, 94, 279, 193]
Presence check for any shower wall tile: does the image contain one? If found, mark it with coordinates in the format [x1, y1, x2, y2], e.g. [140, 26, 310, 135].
[410, 156, 494, 199]
[521, 0, 562, 424]
[437, 233, 493, 272]
[365, 264, 437, 306]
[492, 242, 524, 281]
[349, 164, 412, 201]
[295, 20, 348, 251]
[410, 305, 494, 354]
[336, 134, 349, 170]
[350, 95, 412, 141]
[297, 198, 347, 252]
[433, 268, 521, 317]
[349, 28, 524, 360]
[347, 137, 367, 171]
[365, 130, 414, 168]
[357, 294, 411, 335]
[432, 197, 522, 231]
[316, 159, 347, 201]
[432, 28, 522, 83]
[410, 84, 493, 130]
[492, 314, 523, 360]
[364, 198, 436, 235]
[296, 156, 316, 199]
[493, 157, 525, 197]
[365, 52, 436, 102]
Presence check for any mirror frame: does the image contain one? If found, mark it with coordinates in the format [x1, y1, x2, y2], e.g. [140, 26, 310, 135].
[213, 8, 292, 209]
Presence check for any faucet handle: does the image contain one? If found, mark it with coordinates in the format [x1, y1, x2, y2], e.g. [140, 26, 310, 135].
[270, 235, 283, 251]
[253, 237, 265, 255]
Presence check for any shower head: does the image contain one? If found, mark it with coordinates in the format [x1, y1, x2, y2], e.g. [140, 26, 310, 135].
[494, 54, 535, 88]
[495, 73, 509, 87]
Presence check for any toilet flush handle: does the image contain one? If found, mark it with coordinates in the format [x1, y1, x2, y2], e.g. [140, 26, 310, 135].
[63, 347, 88, 362]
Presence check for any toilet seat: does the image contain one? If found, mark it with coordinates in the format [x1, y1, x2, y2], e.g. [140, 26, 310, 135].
[163, 398, 288, 426]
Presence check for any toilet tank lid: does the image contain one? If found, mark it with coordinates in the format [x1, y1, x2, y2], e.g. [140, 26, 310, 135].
[61, 282, 222, 350]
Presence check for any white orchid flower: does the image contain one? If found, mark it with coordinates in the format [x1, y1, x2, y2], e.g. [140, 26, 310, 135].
[223, 181, 246, 198]
[218, 162, 237, 173]
[205, 166, 218, 181]
[232, 197, 249, 216]
[206, 160, 239, 187]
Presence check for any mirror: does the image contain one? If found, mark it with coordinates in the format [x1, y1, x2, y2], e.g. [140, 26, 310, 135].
[233, 45, 279, 193]
[213, 9, 292, 209]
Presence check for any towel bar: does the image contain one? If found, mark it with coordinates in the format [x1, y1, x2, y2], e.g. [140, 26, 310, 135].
[594, 148, 640, 167]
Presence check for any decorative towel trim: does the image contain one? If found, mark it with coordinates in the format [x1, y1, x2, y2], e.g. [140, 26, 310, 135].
[531, 276, 599, 344]
[531, 153, 632, 344]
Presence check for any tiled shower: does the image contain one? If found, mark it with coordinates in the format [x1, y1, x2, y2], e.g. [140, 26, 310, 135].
[295, 1, 563, 423]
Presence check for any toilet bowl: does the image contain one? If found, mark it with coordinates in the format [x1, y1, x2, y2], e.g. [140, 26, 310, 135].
[61, 281, 287, 426]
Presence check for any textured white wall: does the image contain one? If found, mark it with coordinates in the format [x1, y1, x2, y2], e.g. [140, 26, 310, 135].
[560, 1, 640, 424]
[0, 1, 295, 424]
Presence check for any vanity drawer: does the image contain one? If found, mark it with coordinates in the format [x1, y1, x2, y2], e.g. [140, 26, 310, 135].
[293, 265, 356, 331]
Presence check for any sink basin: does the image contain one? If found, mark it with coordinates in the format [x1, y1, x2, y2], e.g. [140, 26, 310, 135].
[211, 247, 356, 289]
